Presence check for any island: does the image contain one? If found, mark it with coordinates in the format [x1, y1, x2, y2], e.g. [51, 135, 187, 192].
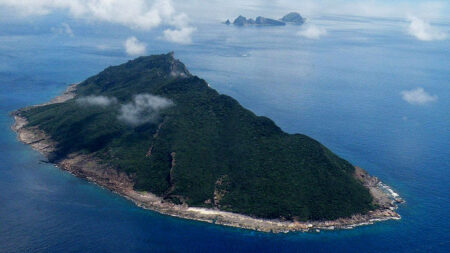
[225, 12, 305, 26]
[11, 53, 403, 233]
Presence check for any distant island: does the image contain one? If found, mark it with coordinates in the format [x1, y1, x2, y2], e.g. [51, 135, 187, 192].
[225, 12, 305, 26]
[11, 53, 403, 233]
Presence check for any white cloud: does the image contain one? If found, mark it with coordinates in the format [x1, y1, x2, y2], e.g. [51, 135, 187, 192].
[51, 23, 74, 37]
[118, 94, 173, 126]
[401, 87, 437, 105]
[297, 24, 327, 39]
[161, 11, 196, 44]
[124, 37, 147, 56]
[82, 0, 163, 30]
[163, 26, 196, 44]
[76, 95, 117, 107]
[76, 94, 173, 125]
[0, 0, 193, 31]
[0, 0, 197, 44]
[407, 16, 447, 41]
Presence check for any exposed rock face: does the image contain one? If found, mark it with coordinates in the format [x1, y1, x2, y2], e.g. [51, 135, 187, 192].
[10, 84, 77, 158]
[354, 166, 404, 208]
[60, 153, 135, 192]
[11, 116, 56, 157]
[164, 152, 177, 197]
[281, 12, 305, 25]
[168, 52, 191, 77]
[213, 175, 230, 208]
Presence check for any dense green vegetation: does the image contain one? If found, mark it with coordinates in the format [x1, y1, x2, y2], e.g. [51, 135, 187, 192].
[20, 53, 374, 221]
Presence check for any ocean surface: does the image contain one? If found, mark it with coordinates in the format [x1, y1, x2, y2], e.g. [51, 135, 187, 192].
[0, 15, 449, 252]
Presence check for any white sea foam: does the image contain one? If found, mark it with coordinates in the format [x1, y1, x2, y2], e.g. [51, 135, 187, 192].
[378, 182, 400, 198]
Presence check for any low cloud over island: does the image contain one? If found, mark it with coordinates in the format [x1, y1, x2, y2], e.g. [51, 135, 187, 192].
[76, 95, 117, 107]
[118, 94, 174, 126]
[76, 93, 173, 126]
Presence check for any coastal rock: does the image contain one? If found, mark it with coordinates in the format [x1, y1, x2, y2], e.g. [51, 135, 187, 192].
[227, 12, 305, 27]
[280, 12, 305, 25]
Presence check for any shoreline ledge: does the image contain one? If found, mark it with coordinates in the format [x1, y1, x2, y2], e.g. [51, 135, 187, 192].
[11, 84, 404, 233]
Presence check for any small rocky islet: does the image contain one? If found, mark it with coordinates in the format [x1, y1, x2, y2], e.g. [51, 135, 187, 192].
[224, 12, 306, 26]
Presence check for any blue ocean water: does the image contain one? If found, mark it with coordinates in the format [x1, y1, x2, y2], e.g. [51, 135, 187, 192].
[0, 16, 449, 252]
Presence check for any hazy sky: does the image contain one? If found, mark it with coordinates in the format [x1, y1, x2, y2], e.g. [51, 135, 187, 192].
[175, 0, 449, 21]
[1, 0, 448, 22]
[0, 1, 447, 47]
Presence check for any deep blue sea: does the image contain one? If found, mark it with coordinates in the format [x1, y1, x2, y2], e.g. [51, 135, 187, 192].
[0, 15, 449, 252]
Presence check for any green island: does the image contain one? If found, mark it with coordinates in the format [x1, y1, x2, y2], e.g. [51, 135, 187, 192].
[12, 53, 402, 232]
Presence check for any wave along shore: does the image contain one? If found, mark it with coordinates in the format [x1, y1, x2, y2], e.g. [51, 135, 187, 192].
[11, 84, 404, 233]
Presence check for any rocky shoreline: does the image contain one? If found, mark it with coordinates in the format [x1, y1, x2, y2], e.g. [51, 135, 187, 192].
[11, 84, 404, 233]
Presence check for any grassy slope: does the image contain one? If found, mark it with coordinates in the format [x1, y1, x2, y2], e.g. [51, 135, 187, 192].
[21, 53, 374, 221]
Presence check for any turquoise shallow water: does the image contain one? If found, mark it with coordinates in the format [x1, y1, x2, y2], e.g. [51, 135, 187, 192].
[0, 16, 449, 252]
